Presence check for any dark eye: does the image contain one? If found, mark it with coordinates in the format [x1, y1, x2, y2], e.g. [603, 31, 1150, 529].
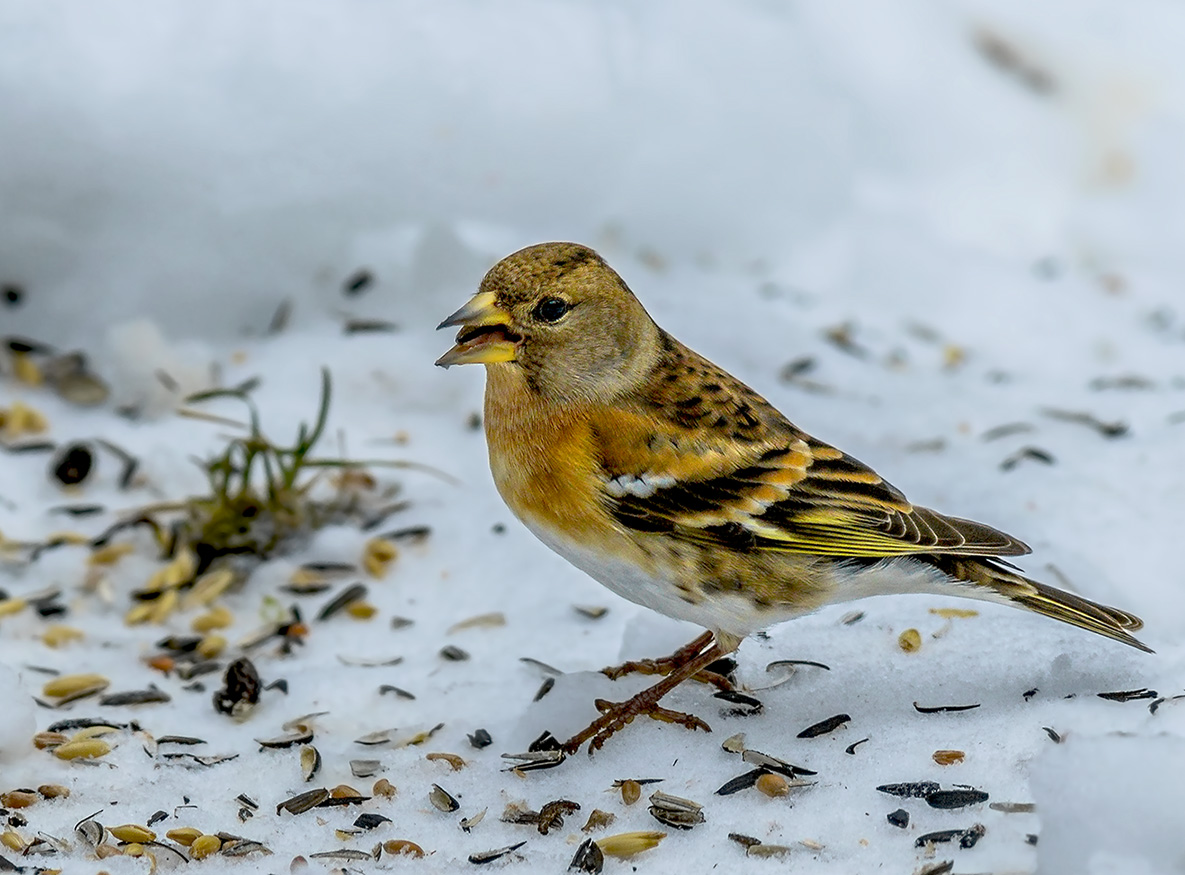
[532, 296, 571, 323]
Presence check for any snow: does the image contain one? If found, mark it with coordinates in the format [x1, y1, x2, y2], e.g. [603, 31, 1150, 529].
[2, 1, 1184, 872]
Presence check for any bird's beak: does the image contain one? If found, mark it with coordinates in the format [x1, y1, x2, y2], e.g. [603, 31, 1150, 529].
[435, 291, 520, 368]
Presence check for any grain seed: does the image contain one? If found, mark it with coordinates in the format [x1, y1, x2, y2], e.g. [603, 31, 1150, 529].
[932, 750, 965, 765]
[43, 673, 110, 700]
[53, 739, 112, 760]
[109, 824, 156, 843]
[165, 827, 203, 846]
[756, 773, 791, 797]
[382, 840, 425, 857]
[190, 834, 222, 859]
[596, 831, 666, 859]
[897, 628, 922, 652]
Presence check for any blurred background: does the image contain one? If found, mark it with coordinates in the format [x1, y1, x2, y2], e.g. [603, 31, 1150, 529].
[2, 0, 1182, 344]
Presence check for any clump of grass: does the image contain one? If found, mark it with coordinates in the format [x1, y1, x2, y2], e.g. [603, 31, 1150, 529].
[175, 367, 415, 571]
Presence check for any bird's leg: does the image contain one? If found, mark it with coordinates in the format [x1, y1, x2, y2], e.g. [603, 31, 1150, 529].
[563, 634, 731, 755]
[601, 630, 733, 691]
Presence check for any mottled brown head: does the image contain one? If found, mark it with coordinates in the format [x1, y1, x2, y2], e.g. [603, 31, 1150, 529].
[437, 242, 661, 403]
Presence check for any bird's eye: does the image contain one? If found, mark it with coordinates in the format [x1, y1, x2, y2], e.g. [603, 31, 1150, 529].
[532, 296, 571, 323]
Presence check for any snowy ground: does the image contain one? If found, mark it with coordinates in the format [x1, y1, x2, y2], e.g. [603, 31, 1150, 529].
[2, 2, 1185, 873]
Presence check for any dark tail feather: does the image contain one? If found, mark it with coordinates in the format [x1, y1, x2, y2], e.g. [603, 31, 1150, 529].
[936, 558, 1151, 653]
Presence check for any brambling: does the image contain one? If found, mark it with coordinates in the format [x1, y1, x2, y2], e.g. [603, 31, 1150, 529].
[437, 242, 1149, 754]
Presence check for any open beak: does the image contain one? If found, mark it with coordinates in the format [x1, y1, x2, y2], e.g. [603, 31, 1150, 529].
[435, 291, 521, 368]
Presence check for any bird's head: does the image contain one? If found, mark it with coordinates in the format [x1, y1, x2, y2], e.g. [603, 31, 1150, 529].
[436, 242, 660, 403]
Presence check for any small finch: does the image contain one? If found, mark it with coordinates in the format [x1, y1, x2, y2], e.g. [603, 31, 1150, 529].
[437, 242, 1148, 753]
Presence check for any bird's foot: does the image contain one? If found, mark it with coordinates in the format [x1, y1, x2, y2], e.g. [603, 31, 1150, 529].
[563, 632, 729, 755]
[561, 693, 711, 756]
[600, 630, 734, 691]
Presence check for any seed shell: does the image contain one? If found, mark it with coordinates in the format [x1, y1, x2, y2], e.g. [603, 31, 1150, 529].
[469, 841, 526, 865]
[913, 701, 981, 714]
[897, 628, 922, 652]
[300, 745, 322, 781]
[933, 749, 965, 765]
[926, 788, 989, 809]
[797, 713, 851, 738]
[570, 837, 604, 873]
[429, 783, 460, 812]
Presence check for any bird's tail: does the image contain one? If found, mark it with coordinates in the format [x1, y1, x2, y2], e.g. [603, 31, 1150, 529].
[933, 557, 1151, 653]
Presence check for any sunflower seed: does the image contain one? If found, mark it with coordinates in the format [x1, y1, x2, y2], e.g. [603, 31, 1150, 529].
[99, 686, 171, 706]
[439, 645, 469, 661]
[213, 657, 261, 719]
[255, 730, 314, 749]
[876, 782, 940, 799]
[715, 769, 765, 796]
[354, 813, 391, 831]
[915, 823, 985, 849]
[316, 583, 368, 621]
[648, 791, 704, 830]
[276, 788, 329, 815]
[926, 789, 989, 809]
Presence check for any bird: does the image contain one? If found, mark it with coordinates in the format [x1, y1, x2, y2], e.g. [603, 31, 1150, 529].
[436, 241, 1149, 754]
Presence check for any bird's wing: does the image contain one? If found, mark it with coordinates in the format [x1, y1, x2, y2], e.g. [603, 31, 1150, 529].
[590, 345, 1029, 558]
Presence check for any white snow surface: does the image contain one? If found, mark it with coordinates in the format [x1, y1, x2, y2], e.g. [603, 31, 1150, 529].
[1, 1, 1184, 872]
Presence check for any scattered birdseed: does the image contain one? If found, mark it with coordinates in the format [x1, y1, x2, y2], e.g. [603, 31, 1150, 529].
[533, 677, 556, 701]
[1097, 688, 1157, 702]
[1043, 726, 1063, 743]
[845, 738, 870, 755]
[747, 844, 794, 859]
[213, 657, 261, 719]
[426, 752, 466, 771]
[610, 780, 640, 806]
[429, 784, 460, 813]
[300, 745, 322, 781]
[1000, 446, 1055, 471]
[797, 713, 851, 738]
[501, 749, 565, 773]
[448, 611, 506, 633]
[913, 701, 980, 714]
[100, 686, 171, 706]
[373, 779, 397, 798]
[383, 839, 425, 857]
[916, 862, 955, 875]
[714, 689, 763, 716]
[933, 750, 965, 765]
[519, 656, 563, 675]
[440, 645, 470, 661]
[715, 769, 765, 796]
[376, 685, 415, 704]
[460, 809, 487, 832]
[887, 808, 909, 828]
[915, 823, 985, 849]
[573, 605, 609, 620]
[255, 729, 314, 749]
[109, 823, 156, 843]
[877, 782, 941, 799]
[596, 830, 666, 859]
[990, 801, 1036, 813]
[316, 583, 368, 621]
[721, 732, 746, 753]
[468, 841, 526, 865]
[190, 834, 222, 859]
[310, 849, 375, 862]
[581, 810, 615, 832]
[898, 628, 922, 652]
[756, 772, 791, 797]
[468, 728, 493, 749]
[570, 837, 605, 873]
[1040, 407, 1128, 439]
[354, 813, 391, 831]
[647, 791, 704, 830]
[277, 788, 330, 815]
[926, 789, 989, 809]
[741, 749, 816, 777]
